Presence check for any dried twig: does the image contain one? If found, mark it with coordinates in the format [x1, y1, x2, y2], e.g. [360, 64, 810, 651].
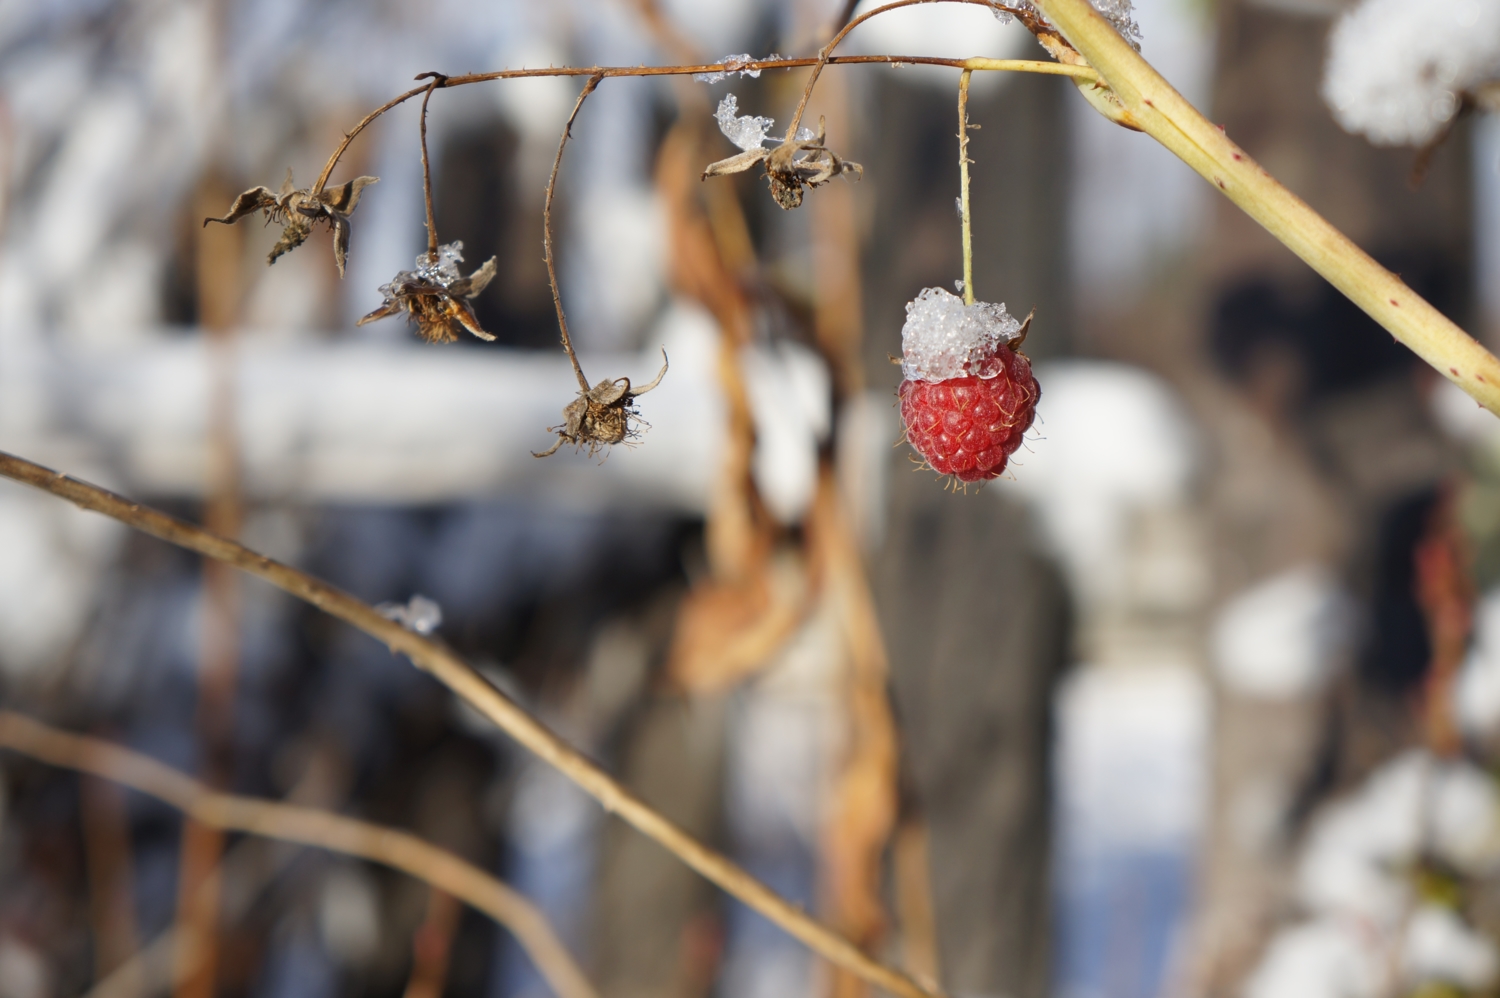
[415, 73, 447, 260]
[0, 450, 944, 998]
[0, 710, 597, 998]
[308, 54, 1097, 194]
[545, 73, 603, 395]
[533, 72, 674, 458]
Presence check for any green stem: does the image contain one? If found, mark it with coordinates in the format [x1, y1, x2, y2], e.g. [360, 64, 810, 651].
[958, 68, 974, 305]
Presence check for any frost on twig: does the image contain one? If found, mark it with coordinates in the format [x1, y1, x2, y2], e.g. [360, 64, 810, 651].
[1322, 0, 1500, 147]
[693, 53, 779, 84]
[203, 170, 378, 276]
[993, 0, 1141, 49]
[377, 595, 443, 635]
[533, 351, 669, 459]
[356, 241, 497, 343]
[702, 96, 860, 210]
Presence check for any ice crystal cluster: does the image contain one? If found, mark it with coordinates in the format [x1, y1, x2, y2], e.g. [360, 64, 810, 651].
[1086, 0, 1142, 46]
[993, 0, 1142, 49]
[714, 94, 776, 151]
[1323, 0, 1500, 146]
[694, 53, 778, 84]
[713, 95, 814, 152]
[900, 287, 1022, 382]
[380, 241, 467, 298]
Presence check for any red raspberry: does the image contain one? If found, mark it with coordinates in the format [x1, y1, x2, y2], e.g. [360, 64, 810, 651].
[899, 345, 1039, 482]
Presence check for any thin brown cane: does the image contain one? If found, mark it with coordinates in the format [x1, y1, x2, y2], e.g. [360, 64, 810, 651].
[415, 73, 447, 260]
[546, 73, 604, 395]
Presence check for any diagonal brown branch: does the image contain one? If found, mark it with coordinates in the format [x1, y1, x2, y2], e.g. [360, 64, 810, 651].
[546, 73, 604, 394]
[0, 450, 944, 998]
[0, 710, 597, 998]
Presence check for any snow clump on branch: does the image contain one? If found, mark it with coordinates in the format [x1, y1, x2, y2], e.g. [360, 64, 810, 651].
[694, 53, 779, 84]
[1322, 0, 1500, 146]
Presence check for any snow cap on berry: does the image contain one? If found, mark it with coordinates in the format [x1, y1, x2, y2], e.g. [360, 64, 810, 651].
[900, 286, 1022, 383]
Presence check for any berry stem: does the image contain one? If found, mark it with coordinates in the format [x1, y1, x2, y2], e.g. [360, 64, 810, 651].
[957, 68, 975, 306]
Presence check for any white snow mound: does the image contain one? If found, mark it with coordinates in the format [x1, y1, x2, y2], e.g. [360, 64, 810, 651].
[1323, 0, 1500, 146]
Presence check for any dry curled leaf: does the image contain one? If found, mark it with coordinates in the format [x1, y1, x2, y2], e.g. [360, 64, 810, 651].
[533, 351, 669, 458]
[356, 241, 497, 343]
[203, 170, 378, 275]
[702, 117, 861, 210]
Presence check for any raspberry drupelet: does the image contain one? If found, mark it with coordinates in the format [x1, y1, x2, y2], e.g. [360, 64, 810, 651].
[897, 287, 1039, 483]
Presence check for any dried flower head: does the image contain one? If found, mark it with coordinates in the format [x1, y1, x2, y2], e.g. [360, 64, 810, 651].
[204, 170, 377, 275]
[702, 95, 860, 210]
[356, 242, 498, 343]
[533, 352, 669, 458]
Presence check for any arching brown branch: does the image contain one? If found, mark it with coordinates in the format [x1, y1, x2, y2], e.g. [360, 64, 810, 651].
[533, 73, 675, 458]
[313, 84, 429, 194]
[0, 711, 597, 998]
[0, 450, 944, 998]
[416, 73, 447, 260]
[308, 55, 1097, 193]
[545, 73, 604, 395]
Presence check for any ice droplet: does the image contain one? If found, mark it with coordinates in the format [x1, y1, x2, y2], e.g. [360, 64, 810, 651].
[377, 595, 444, 635]
[900, 286, 1021, 383]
